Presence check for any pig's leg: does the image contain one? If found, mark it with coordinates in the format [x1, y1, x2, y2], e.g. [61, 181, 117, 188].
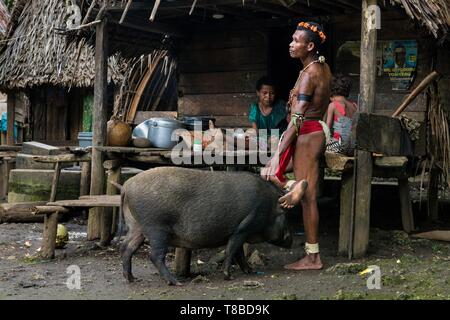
[223, 234, 247, 280]
[235, 246, 253, 275]
[121, 207, 145, 282]
[120, 228, 145, 282]
[147, 231, 182, 286]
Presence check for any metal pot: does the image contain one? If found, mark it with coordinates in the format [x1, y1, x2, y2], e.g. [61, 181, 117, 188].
[180, 116, 216, 131]
[147, 118, 186, 149]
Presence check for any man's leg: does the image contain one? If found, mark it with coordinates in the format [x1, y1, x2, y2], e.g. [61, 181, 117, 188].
[283, 131, 324, 270]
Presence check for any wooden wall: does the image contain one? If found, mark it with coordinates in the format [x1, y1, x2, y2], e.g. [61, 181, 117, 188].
[29, 86, 85, 145]
[178, 30, 268, 128]
[176, 12, 447, 127]
[437, 43, 450, 114]
[331, 11, 441, 121]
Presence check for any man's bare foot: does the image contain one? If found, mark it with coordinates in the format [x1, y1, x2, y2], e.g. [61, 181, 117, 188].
[284, 253, 323, 270]
[279, 180, 308, 209]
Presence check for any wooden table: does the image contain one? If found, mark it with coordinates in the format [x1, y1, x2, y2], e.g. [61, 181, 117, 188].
[27, 146, 415, 271]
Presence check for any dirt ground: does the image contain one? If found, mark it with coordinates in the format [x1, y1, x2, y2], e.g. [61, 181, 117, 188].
[1, 190, 449, 300]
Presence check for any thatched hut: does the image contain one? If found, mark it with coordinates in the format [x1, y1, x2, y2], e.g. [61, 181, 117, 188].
[0, 0, 128, 144]
[76, 0, 449, 252]
[0, 0, 9, 37]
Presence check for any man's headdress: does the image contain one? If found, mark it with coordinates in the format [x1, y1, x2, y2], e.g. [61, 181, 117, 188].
[297, 22, 326, 44]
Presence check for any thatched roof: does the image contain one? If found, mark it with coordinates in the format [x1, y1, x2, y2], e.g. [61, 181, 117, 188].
[0, 0, 9, 36]
[0, 0, 127, 90]
[390, 0, 450, 40]
[98, 0, 449, 41]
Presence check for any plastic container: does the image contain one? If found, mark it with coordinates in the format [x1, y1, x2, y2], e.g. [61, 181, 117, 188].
[78, 132, 93, 148]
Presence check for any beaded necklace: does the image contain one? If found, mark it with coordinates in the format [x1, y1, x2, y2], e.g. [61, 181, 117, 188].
[288, 56, 325, 109]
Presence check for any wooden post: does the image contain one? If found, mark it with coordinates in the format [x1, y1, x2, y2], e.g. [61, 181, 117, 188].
[6, 92, 15, 145]
[88, 17, 108, 241]
[100, 166, 121, 246]
[41, 212, 59, 259]
[352, 0, 378, 258]
[175, 248, 191, 277]
[0, 159, 14, 201]
[338, 171, 353, 255]
[80, 161, 91, 197]
[0, 160, 6, 200]
[49, 162, 61, 202]
[398, 178, 414, 232]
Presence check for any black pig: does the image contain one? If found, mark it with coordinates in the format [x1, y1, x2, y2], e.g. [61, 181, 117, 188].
[117, 167, 292, 285]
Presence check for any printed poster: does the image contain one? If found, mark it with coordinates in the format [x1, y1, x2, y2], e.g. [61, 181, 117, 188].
[383, 40, 418, 91]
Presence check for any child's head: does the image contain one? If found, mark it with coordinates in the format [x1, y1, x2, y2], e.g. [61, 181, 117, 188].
[331, 74, 352, 98]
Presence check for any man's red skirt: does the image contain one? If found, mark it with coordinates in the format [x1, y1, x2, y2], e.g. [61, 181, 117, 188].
[275, 120, 324, 183]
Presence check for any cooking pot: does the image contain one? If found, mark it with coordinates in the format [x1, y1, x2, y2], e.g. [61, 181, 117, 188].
[147, 118, 186, 149]
[180, 116, 216, 131]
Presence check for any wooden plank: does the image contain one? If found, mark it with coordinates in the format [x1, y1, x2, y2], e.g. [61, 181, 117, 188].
[179, 71, 265, 94]
[51, 195, 121, 207]
[398, 178, 414, 233]
[352, 0, 377, 259]
[0, 146, 22, 151]
[96, 146, 167, 153]
[175, 248, 191, 277]
[353, 113, 424, 156]
[179, 94, 255, 116]
[374, 156, 408, 167]
[184, 30, 267, 51]
[89, 18, 109, 241]
[214, 116, 252, 128]
[179, 46, 267, 73]
[33, 206, 70, 214]
[0, 151, 18, 158]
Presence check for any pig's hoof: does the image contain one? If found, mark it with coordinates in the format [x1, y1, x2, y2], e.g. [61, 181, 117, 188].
[244, 268, 255, 275]
[224, 273, 234, 281]
[167, 280, 183, 286]
[124, 274, 136, 283]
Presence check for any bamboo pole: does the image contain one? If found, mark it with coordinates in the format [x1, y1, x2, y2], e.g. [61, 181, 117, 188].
[391, 71, 440, 117]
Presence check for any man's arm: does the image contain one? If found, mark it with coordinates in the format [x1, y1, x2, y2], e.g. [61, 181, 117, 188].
[326, 102, 335, 130]
[276, 72, 315, 154]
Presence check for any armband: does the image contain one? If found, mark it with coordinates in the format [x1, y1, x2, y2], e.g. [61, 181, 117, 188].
[297, 94, 312, 102]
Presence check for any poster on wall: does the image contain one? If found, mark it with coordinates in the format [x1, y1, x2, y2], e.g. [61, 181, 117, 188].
[383, 40, 417, 91]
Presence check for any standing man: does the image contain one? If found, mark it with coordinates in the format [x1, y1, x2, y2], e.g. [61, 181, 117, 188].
[266, 22, 331, 270]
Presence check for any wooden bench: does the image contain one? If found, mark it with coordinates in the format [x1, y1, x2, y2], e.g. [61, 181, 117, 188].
[31, 195, 121, 259]
[0, 147, 19, 200]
